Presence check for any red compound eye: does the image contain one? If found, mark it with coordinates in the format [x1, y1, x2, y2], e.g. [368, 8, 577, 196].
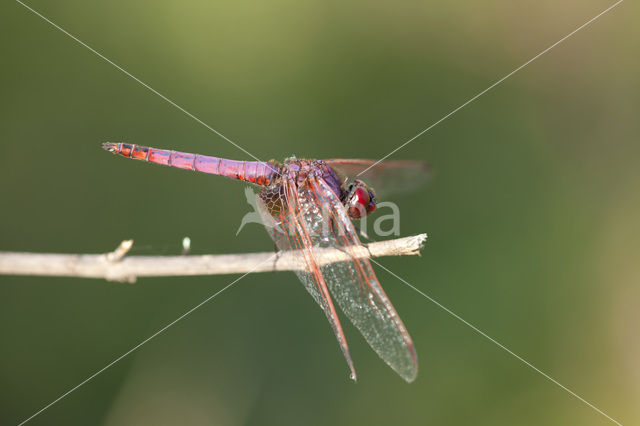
[347, 188, 371, 219]
[367, 197, 376, 213]
[354, 188, 370, 205]
[344, 180, 377, 219]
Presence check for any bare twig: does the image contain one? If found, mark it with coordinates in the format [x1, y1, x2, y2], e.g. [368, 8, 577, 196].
[0, 234, 427, 283]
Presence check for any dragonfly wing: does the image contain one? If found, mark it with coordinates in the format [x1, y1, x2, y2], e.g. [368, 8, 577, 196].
[258, 176, 418, 382]
[255, 182, 357, 380]
[309, 176, 418, 382]
[324, 158, 430, 199]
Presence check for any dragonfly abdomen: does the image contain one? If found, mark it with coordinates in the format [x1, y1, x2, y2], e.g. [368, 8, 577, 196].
[102, 143, 278, 185]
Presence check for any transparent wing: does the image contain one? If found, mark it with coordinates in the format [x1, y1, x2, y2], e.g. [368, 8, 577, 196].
[255, 181, 357, 381]
[324, 158, 430, 199]
[309, 177, 418, 382]
[257, 177, 418, 382]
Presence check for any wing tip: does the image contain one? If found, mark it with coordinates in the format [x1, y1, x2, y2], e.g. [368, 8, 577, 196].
[391, 339, 419, 383]
[401, 365, 419, 383]
[394, 356, 418, 383]
[405, 341, 419, 383]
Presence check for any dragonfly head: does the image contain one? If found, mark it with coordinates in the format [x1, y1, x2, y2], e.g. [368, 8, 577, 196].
[343, 179, 376, 219]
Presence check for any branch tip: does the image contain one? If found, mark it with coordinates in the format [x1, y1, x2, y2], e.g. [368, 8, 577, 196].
[106, 239, 133, 262]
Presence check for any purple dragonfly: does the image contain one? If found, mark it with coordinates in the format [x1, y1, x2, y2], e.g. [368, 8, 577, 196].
[103, 142, 429, 382]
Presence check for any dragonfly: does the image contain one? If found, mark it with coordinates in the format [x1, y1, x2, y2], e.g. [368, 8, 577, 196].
[103, 142, 429, 382]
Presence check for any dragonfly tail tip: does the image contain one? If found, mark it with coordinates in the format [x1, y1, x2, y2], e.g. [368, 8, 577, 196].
[102, 142, 118, 153]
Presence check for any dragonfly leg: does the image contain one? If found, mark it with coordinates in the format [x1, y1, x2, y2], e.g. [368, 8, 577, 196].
[332, 244, 372, 260]
[361, 241, 373, 259]
[353, 224, 375, 243]
[271, 243, 282, 271]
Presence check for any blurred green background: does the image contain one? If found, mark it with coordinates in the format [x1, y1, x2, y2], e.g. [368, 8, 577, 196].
[1, 1, 638, 425]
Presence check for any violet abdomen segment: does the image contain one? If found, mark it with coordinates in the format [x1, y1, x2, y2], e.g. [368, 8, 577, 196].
[102, 143, 277, 185]
[216, 158, 278, 185]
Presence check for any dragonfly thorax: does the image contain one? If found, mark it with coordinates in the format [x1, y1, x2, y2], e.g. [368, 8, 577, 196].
[280, 158, 343, 193]
[262, 158, 376, 220]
